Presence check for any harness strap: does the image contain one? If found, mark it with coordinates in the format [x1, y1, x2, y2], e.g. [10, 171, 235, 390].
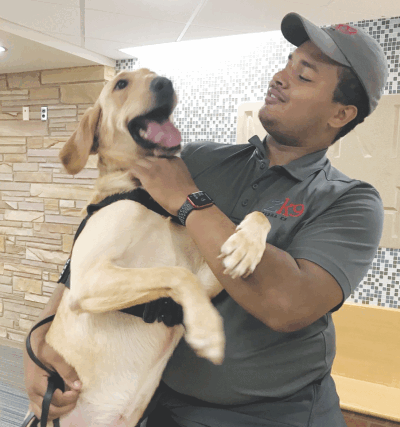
[58, 188, 183, 325]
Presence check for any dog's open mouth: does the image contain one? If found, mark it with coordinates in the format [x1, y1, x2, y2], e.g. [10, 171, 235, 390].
[128, 106, 182, 153]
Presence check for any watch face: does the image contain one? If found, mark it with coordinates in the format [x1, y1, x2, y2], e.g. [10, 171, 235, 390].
[188, 191, 214, 207]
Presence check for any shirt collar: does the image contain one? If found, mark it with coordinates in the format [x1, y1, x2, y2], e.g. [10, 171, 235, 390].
[248, 135, 268, 158]
[248, 135, 329, 181]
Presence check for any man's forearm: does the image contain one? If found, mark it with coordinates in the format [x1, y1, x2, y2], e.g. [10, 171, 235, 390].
[185, 204, 303, 331]
[23, 282, 65, 373]
[31, 282, 65, 342]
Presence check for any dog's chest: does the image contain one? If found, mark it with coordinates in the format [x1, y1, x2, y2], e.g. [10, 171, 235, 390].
[115, 216, 203, 272]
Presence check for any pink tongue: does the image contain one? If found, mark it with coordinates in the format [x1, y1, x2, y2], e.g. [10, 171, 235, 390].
[144, 120, 182, 147]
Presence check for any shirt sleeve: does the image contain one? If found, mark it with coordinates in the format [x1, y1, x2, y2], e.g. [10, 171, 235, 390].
[286, 183, 384, 312]
[180, 141, 251, 179]
[180, 141, 219, 177]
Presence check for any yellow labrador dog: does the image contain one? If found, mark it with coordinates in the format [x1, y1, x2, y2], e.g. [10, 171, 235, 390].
[30, 69, 271, 426]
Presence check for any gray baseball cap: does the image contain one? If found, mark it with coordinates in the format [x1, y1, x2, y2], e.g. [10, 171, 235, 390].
[281, 12, 388, 115]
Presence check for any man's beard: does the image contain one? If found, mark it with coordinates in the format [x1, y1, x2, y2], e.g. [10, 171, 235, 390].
[267, 130, 302, 147]
[258, 111, 302, 147]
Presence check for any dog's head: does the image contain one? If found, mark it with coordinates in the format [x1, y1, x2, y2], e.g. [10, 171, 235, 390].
[59, 68, 181, 175]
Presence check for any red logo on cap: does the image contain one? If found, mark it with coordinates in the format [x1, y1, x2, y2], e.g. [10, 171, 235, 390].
[335, 24, 358, 35]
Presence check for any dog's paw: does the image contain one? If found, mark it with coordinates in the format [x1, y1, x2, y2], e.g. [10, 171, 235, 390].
[218, 211, 271, 279]
[184, 305, 225, 365]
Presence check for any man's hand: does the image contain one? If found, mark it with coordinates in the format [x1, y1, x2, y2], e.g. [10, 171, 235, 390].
[129, 156, 199, 215]
[24, 333, 82, 421]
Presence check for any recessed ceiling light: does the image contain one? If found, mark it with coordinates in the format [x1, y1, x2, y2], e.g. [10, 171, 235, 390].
[0, 46, 7, 53]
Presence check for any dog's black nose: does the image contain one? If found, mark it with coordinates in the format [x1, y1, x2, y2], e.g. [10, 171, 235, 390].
[150, 77, 174, 103]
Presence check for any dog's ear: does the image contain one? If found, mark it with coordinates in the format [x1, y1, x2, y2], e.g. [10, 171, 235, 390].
[59, 102, 102, 175]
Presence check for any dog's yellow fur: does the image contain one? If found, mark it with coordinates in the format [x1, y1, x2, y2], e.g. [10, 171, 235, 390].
[25, 69, 270, 426]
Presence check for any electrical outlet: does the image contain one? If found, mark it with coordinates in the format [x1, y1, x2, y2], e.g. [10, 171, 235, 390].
[23, 107, 29, 121]
[41, 106, 48, 121]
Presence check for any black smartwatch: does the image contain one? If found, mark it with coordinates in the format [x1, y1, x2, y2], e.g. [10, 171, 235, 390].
[177, 191, 214, 226]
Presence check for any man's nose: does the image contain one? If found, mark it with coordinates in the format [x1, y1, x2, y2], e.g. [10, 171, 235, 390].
[272, 68, 289, 87]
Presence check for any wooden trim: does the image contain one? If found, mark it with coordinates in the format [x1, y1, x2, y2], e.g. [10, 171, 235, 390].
[332, 303, 400, 421]
[332, 303, 400, 387]
[333, 375, 400, 422]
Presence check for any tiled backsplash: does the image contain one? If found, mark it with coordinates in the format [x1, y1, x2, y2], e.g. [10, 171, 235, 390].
[356, 248, 399, 309]
[116, 16, 400, 309]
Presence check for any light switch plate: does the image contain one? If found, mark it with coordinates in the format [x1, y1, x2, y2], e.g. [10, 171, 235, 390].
[41, 106, 48, 121]
[23, 107, 29, 121]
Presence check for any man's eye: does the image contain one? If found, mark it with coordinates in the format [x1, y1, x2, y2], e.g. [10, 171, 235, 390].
[299, 75, 312, 82]
[114, 79, 128, 90]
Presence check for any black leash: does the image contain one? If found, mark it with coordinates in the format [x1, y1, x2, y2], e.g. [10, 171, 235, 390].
[21, 413, 38, 427]
[22, 315, 65, 427]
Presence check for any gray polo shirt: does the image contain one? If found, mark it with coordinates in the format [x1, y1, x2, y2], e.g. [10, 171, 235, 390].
[162, 136, 384, 405]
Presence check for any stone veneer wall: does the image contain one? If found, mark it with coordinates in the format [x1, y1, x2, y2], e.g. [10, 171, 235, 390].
[0, 65, 115, 345]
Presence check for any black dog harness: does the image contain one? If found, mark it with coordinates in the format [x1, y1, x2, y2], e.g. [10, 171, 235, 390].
[23, 188, 184, 427]
[58, 187, 183, 322]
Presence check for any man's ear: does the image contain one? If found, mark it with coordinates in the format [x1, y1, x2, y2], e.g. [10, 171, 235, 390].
[59, 102, 102, 175]
[328, 104, 358, 130]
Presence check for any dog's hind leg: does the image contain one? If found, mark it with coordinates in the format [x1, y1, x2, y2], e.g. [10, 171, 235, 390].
[68, 262, 224, 365]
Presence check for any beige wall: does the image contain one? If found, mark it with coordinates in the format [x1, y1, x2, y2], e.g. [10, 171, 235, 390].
[0, 65, 114, 345]
[327, 94, 400, 249]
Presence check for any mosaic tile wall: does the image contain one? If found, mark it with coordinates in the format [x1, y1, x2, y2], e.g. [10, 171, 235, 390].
[116, 15, 400, 309]
[355, 248, 399, 309]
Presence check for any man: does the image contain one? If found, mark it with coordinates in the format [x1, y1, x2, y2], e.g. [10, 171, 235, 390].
[24, 12, 387, 427]
[131, 13, 387, 427]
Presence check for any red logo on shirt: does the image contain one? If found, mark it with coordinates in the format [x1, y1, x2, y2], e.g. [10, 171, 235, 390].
[335, 24, 358, 35]
[276, 198, 305, 217]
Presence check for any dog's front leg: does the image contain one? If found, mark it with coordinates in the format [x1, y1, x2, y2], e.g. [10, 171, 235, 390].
[69, 261, 224, 364]
[218, 211, 271, 279]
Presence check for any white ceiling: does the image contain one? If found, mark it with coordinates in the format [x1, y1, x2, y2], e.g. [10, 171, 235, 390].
[0, 0, 399, 73]
[0, 29, 101, 73]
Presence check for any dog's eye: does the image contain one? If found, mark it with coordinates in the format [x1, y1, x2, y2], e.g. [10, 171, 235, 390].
[114, 80, 128, 91]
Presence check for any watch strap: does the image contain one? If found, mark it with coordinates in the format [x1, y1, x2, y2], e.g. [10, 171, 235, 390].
[177, 199, 194, 226]
[177, 191, 214, 226]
